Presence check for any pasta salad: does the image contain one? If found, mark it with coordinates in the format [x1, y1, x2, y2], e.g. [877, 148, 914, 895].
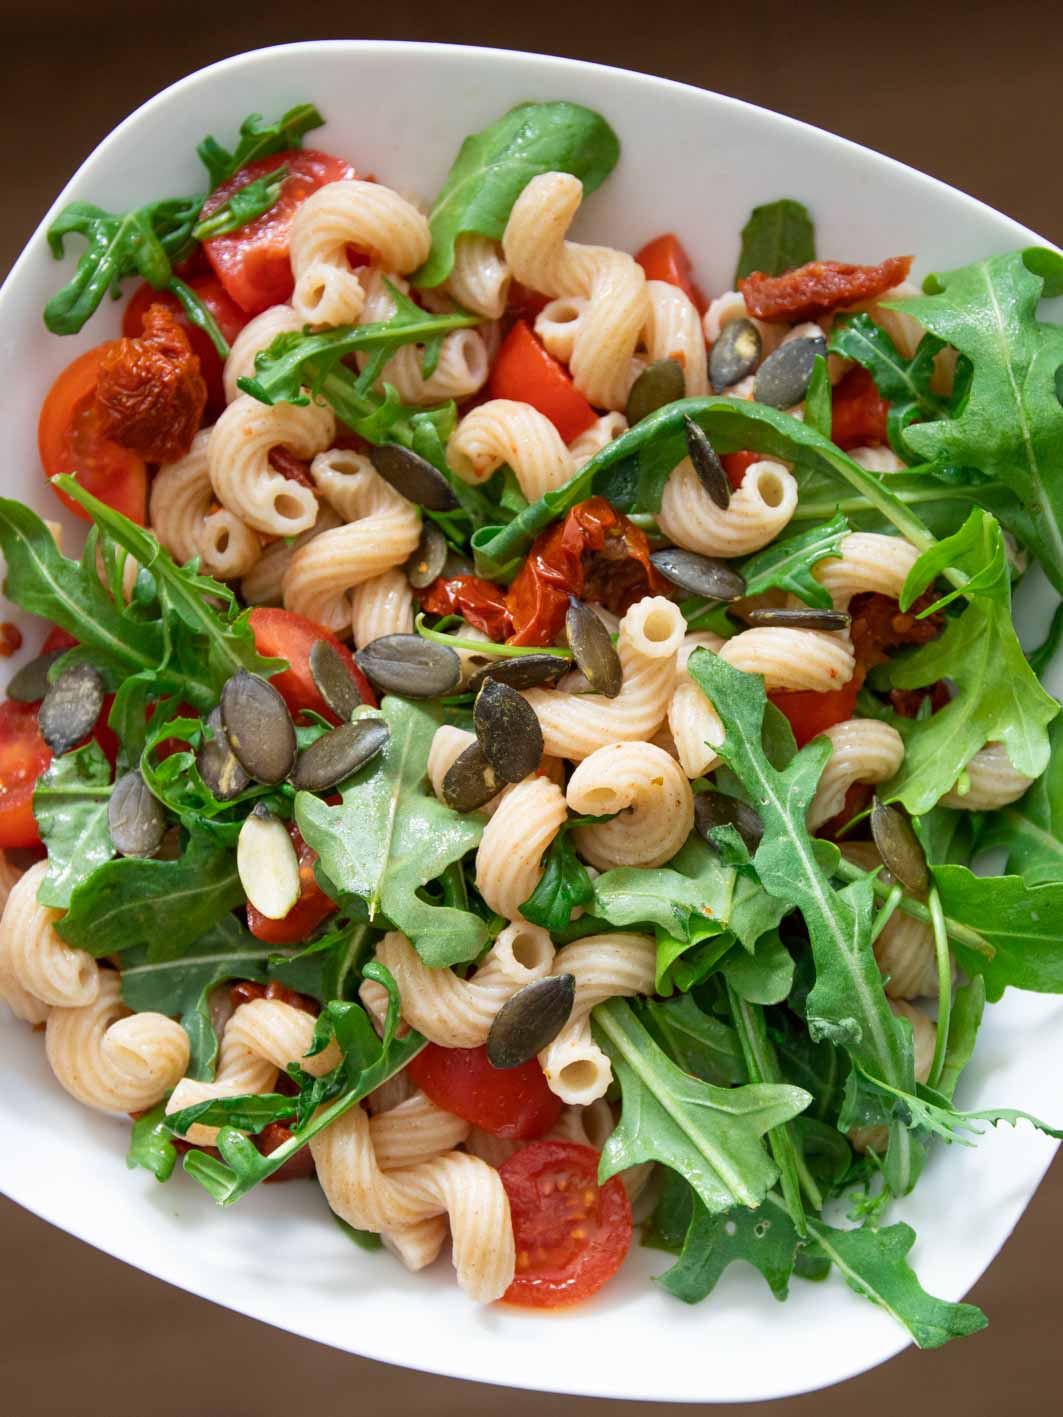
[2, 95, 1063, 1336]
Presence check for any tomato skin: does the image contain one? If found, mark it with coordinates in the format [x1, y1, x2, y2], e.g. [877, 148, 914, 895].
[41, 627, 78, 654]
[0, 700, 53, 847]
[636, 233, 707, 314]
[247, 608, 376, 722]
[247, 824, 336, 944]
[488, 321, 597, 444]
[407, 1044, 562, 1140]
[38, 345, 148, 524]
[499, 1140, 632, 1307]
[721, 450, 761, 491]
[123, 275, 250, 420]
[769, 680, 860, 747]
[201, 150, 356, 315]
[830, 367, 890, 450]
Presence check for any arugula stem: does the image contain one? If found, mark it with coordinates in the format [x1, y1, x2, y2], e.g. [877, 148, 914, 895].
[832, 857, 992, 958]
[168, 277, 231, 359]
[414, 612, 571, 659]
[926, 886, 953, 1091]
[871, 884, 903, 943]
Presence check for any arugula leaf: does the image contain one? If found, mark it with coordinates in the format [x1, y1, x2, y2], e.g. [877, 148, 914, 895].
[655, 1178, 801, 1303]
[770, 1008, 850, 1124]
[930, 865, 1063, 1000]
[268, 920, 371, 1006]
[189, 165, 290, 244]
[126, 1104, 178, 1184]
[803, 354, 832, 439]
[196, 103, 324, 188]
[720, 930, 794, 1005]
[977, 717, 1063, 885]
[738, 512, 848, 610]
[937, 977, 986, 1100]
[519, 819, 597, 932]
[734, 199, 815, 283]
[828, 315, 950, 457]
[412, 101, 620, 288]
[33, 741, 114, 907]
[593, 998, 810, 1213]
[642, 994, 746, 1086]
[334, 1215, 384, 1251]
[296, 699, 487, 967]
[590, 836, 733, 942]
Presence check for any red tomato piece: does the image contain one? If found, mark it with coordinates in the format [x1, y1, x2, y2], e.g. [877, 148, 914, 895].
[123, 275, 250, 420]
[407, 1044, 562, 1140]
[830, 367, 890, 450]
[739, 255, 913, 323]
[768, 681, 860, 748]
[506, 280, 549, 323]
[246, 824, 336, 944]
[489, 321, 597, 444]
[419, 575, 514, 641]
[636, 233, 707, 314]
[721, 451, 761, 490]
[40, 627, 78, 654]
[201, 150, 356, 315]
[0, 700, 53, 847]
[38, 345, 148, 524]
[247, 608, 376, 722]
[95, 305, 207, 464]
[499, 1140, 632, 1307]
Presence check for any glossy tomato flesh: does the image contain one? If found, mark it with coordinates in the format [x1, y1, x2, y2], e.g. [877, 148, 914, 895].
[123, 275, 250, 419]
[636, 232, 707, 314]
[248, 608, 376, 722]
[488, 321, 597, 444]
[769, 680, 861, 747]
[407, 1044, 562, 1140]
[247, 823, 336, 944]
[0, 700, 53, 847]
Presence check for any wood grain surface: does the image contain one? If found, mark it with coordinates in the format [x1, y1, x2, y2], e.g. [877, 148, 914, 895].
[2, 3, 1060, 1411]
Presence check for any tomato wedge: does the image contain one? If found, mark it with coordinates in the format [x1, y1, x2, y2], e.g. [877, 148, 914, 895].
[247, 608, 376, 722]
[721, 451, 761, 490]
[407, 1044, 562, 1139]
[0, 700, 53, 847]
[830, 366, 890, 450]
[201, 149, 356, 315]
[123, 275, 250, 420]
[39, 345, 148, 524]
[769, 680, 860, 747]
[499, 1140, 632, 1307]
[488, 321, 597, 444]
[247, 824, 336, 944]
[636, 233, 707, 314]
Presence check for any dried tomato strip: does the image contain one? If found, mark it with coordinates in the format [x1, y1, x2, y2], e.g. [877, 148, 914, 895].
[420, 575, 515, 641]
[739, 255, 913, 323]
[94, 304, 207, 462]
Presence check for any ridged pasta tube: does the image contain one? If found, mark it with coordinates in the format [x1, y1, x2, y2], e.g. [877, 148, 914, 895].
[806, 720, 906, 830]
[223, 305, 303, 403]
[350, 568, 415, 646]
[448, 399, 575, 501]
[208, 394, 334, 536]
[848, 445, 907, 473]
[567, 742, 694, 870]
[658, 457, 798, 557]
[151, 430, 261, 580]
[644, 279, 708, 395]
[720, 627, 855, 693]
[475, 777, 569, 921]
[568, 412, 628, 469]
[443, 233, 511, 319]
[939, 742, 1036, 811]
[539, 934, 656, 1105]
[46, 971, 189, 1113]
[504, 172, 648, 409]
[840, 842, 947, 1001]
[241, 504, 342, 606]
[813, 532, 920, 608]
[165, 1019, 280, 1146]
[357, 271, 489, 405]
[0, 861, 97, 1013]
[289, 180, 431, 326]
[703, 288, 787, 359]
[369, 1090, 472, 1171]
[522, 597, 684, 760]
[667, 631, 727, 779]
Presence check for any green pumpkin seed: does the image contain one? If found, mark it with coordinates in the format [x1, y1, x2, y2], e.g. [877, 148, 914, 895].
[744, 607, 851, 631]
[754, 334, 827, 409]
[6, 650, 65, 703]
[197, 707, 251, 801]
[474, 678, 543, 783]
[465, 655, 571, 694]
[441, 741, 501, 812]
[355, 635, 461, 698]
[237, 804, 301, 919]
[626, 359, 685, 425]
[108, 769, 166, 858]
[683, 415, 730, 509]
[368, 445, 458, 512]
[695, 791, 764, 854]
[220, 671, 296, 785]
[309, 638, 365, 722]
[870, 798, 929, 896]
[441, 550, 476, 580]
[565, 598, 622, 697]
[291, 718, 389, 792]
[39, 663, 105, 756]
[650, 548, 746, 601]
[486, 974, 576, 1069]
[404, 522, 449, 589]
[710, 318, 762, 393]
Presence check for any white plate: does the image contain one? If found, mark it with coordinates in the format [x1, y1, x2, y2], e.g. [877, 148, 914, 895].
[1, 40, 1060, 1405]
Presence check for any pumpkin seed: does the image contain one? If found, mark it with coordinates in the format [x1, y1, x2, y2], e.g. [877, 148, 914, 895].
[404, 522, 449, 589]
[309, 638, 364, 722]
[754, 334, 827, 409]
[683, 415, 730, 509]
[220, 671, 296, 784]
[237, 804, 301, 919]
[197, 706, 251, 801]
[486, 973, 576, 1069]
[694, 791, 764, 854]
[626, 358, 685, 425]
[710, 318, 762, 393]
[565, 598, 622, 697]
[465, 654, 571, 694]
[650, 547, 746, 601]
[744, 607, 851, 631]
[108, 769, 166, 858]
[870, 798, 929, 896]
[39, 663, 105, 756]
[474, 678, 543, 783]
[355, 635, 461, 698]
[291, 718, 389, 792]
[368, 444, 458, 512]
[441, 550, 476, 580]
[6, 649, 65, 703]
[441, 741, 501, 812]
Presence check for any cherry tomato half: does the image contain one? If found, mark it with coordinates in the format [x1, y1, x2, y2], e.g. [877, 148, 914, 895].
[830, 366, 890, 450]
[248, 608, 376, 722]
[488, 321, 597, 444]
[407, 1044, 562, 1140]
[247, 823, 336, 944]
[0, 700, 53, 847]
[769, 680, 860, 748]
[499, 1139, 632, 1307]
[123, 275, 250, 420]
[636, 233, 707, 314]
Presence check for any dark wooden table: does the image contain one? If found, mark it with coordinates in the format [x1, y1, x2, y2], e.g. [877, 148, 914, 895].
[3, 4, 1060, 1411]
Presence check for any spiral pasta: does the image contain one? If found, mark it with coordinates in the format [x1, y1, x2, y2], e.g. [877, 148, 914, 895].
[240, 504, 342, 606]
[703, 288, 786, 358]
[850, 1000, 935, 1155]
[223, 305, 303, 403]
[443, 233, 511, 318]
[350, 568, 415, 646]
[643, 279, 708, 396]
[719, 627, 855, 693]
[839, 842, 946, 1001]
[0, 861, 97, 1015]
[448, 399, 574, 501]
[208, 394, 334, 536]
[151, 430, 262, 581]
[939, 742, 1036, 811]
[475, 776, 569, 921]
[567, 742, 694, 870]
[813, 532, 920, 608]
[667, 631, 727, 779]
[357, 270, 489, 405]
[568, 412, 628, 469]
[806, 720, 906, 829]
[658, 457, 798, 557]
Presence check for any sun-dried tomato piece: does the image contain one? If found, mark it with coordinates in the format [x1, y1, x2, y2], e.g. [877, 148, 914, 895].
[94, 304, 207, 463]
[421, 575, 515, 641]
[739, 256, 913, 324]
[0, 623, 22, 657]
[267, 446, 316, 489]
[258, 1122, 317, 1183]
[889, 681, 951, 719]
[229, 978, 318, 1015]
[850, 590, 942, 671]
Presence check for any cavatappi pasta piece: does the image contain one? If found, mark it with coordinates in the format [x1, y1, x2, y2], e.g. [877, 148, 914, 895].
[0, 861, 97, 1013]
[667, 631, 727, 779]
[940, 741, 1036, 811]
[45, 971, 189, 1113]
[208, 394, 334, 536]
[289, 180, 431, 327]
[426, 725, 507, 818]
[350, 568, 415, 646]
[463, 1127, 522, 1168]
[522, 596, 684, 760]
[223, 305, 303, 403]
[568, 412, 628, 469]
[165, 1013, 280, 1146]
[703, 288, 786, 357]
[719, 627, 855, 693]
[241, 504, 342, 605]
[806, 720, 906, 830]
[369, 1089, 471, 1170]
[841, 842, 948, 1000]
[658, 457, 798, 557]
[282, 451, 421, 633]
[475, 776, 569, 921]
[447, 399, 574, 501]
[567, 742, 694, 870]
[504, 172, 648, 409]
[850, 1000, 935, 1155]
[151, 430, 261, 580]
[357, 270, 489, 405]
[643, 279, 708, 395]
[848, 445, 907, 473]
[812, 531, 920, 608]
[443, 233, 512, 319]
[858, 280, 925, 361]
[539, 934, 656, 1106]
[310, 1104, 515, 1301]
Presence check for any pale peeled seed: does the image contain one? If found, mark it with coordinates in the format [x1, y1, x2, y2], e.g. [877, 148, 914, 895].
[237, 809, 301, 919]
